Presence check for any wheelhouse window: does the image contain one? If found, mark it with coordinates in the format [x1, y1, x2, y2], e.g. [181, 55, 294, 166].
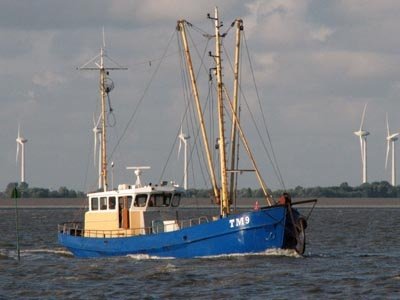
[171, 194, 181, 207]
[100, 197, 107, 210]
[134, 194, 147, 207]
[109, 197, 116, 210]
[118, 196, 133, 209]
[147, 193, 173, 207]
[91, 197, 99, 210]
[162, 193, 172, 206]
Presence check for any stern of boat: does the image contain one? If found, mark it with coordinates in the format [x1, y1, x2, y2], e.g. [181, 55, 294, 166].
[278, 193, 317, 254]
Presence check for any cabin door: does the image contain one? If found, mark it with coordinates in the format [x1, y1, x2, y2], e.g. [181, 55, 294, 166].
[118, 196, 131, 229]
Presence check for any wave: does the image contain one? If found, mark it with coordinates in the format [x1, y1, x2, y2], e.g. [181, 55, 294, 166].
[0, 249, 11, 260]
[198, 248, 302, 259]
[0, 247, 73, 260]
[126, 248, 302, 260]
[22, 248, 73, 257]
[127, 254, 176, 260]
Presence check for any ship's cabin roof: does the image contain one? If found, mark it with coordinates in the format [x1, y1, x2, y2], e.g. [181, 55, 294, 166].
[87, 182, 183, 212]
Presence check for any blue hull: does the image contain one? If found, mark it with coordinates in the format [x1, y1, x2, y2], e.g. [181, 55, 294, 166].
[58, 206, 296, 258]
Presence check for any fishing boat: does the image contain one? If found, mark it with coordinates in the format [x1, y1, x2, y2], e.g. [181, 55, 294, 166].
[58, 8, 317, 258]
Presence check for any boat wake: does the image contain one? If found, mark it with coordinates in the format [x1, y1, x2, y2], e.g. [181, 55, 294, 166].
[260, 248, 302, 258]
[126, 249, 301, 260]
[0, 248, 73, 260]
[22, 248, 73, 257]
[199, 249, 302, 259]
[127, 254, 176, 260]
[0, 249, 11, 260]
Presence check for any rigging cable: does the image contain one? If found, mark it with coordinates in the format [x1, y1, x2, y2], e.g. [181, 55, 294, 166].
[186, 27, 213, 187]
[158, 28, 212, 187]
[158, 30, 192, 185]
[243, 32, 286, 190]
[244, 31, 286, 189]
[108, 30, 176, 160]
[106, 93, 116, 127]
[220, 37, 285, 191]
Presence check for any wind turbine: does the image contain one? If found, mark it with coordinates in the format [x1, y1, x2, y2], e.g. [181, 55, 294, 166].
[178, 127, 190, 190]
[385, 113, 399, 186]
[354, 104, 370, 184]
[93, 114, 102, 189]
[16, 125, 28, 183]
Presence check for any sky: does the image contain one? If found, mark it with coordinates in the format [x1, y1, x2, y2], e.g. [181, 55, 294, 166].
[2, 0, 400, 192]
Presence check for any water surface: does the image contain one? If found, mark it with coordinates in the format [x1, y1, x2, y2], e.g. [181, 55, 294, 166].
[0, 207, 399, 299]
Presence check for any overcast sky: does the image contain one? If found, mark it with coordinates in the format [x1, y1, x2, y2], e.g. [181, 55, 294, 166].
[2, 0, 400, 192]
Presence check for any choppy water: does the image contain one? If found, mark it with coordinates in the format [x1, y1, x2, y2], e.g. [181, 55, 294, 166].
[0, 207, 399, 299]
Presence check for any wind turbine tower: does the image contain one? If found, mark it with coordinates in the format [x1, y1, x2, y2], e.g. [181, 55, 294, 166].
[16, 125, 28, 183]
[354, 104, 370, 184]
[93, 114, 102, 189]
[385, 113, 399, 186]
[178, 128, 190, 190]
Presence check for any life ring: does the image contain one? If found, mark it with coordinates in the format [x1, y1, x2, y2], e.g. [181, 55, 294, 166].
[295, 218, 307, 255]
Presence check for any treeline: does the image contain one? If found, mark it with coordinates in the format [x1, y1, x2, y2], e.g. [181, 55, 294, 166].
[186, 181, 400, 198]
[2, 181, 400, 199]
[1, 182, 85, 199]
[275, 181, 400, 198]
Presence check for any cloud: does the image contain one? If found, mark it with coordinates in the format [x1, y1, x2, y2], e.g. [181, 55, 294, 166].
[244, 0, 310, 46]
[32, 71, 65, 88]
[310, 26, 334, 42]
[2, 0, 400, 190]
[312, 50, 394, 79]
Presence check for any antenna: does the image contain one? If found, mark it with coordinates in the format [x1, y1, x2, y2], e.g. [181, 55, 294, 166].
[78, 29, 127, 192]
[126, 166, 151, 188]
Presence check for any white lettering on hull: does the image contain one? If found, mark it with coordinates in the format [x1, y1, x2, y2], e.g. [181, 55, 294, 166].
[229, 216, 250, 228]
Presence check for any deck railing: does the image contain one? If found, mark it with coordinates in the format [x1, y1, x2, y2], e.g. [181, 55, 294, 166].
[58, 215, 211, 238]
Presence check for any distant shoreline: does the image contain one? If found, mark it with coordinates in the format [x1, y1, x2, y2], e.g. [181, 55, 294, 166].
[0, 197, 399, 209]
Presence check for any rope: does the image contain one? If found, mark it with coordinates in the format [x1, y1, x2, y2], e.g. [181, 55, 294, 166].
[158, 28, 211, 187]
[219, 39, 284, 192]
[242, 31, 286, 190]
[108, 30, 176, 160]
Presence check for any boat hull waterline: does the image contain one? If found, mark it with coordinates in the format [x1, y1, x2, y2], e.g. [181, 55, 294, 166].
[58, 206, 299, 258]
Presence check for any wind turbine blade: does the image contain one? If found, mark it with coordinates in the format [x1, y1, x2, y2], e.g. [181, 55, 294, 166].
[178, 126, 184, 159]
[94, 131, 98, 166]
[360, 103, 368, 130]
[16, 143, 20, 164]
[92, 114, 97, 166]
[96, 114, 102, 128]
[178, 139, 182, 159]
[385, 140, 390, 169]
[17, 123, 21, 139]
[359, 136, 364, 164]
[386, 113, 390, 136]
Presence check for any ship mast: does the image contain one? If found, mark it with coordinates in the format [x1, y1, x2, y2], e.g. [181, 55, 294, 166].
[79, 32, 127, 191]
[177, 20, 220, 202]
[229, 19, 243, 205]
[212, 7, 230, 217]
[178, 8, 270, 214]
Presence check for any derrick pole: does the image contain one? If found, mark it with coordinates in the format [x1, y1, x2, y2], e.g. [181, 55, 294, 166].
[177, 20, 220, 202]
[229, 19, 243, 206]
[213, 7, 230, 217]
